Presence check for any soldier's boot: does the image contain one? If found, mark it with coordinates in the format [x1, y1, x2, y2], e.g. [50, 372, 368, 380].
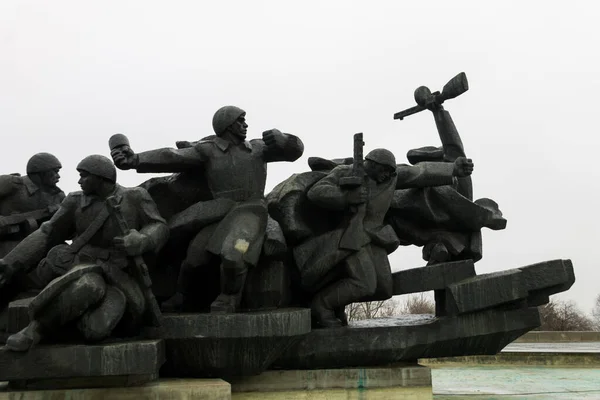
[312, 281, 360, 328]
[424, 242, 450, 265]
[161, 262, 196, 312]
[335, 307, 349, 326]
[211, 257, 247, 314]
[475, 198, 507, 230]
[161, 293, 183, 312]
[311, 294, 341, 328]
[5, 320, 43, 352]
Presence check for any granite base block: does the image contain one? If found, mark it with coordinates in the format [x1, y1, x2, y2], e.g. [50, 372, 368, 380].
[0, 340, 165, 388]
[149, 308, 311, 377]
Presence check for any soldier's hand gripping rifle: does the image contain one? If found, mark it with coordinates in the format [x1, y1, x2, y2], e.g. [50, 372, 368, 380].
[339, 133, 371, 251]
[106, 196, 163, 327]
[393, 72, 469, 121]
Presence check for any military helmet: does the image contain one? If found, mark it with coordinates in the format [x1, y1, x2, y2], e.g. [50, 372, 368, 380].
[26, 153, 62, 174]
[365, 148, 396, 169]
[76, 155, 117, 183]
[212, 105, 246, 135]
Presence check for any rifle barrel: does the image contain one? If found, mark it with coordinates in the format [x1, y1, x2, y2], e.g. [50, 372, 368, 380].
[394, 105, 426, 120]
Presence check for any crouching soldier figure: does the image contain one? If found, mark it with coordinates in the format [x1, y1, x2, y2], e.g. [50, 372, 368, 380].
[295, 148, 473, 328]
[0, 155, 169, 351]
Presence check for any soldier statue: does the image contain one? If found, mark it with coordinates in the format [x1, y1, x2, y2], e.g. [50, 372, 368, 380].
[293, 148, 473, 328]
[0, 153, 64, 257]
[389, 98, 507, 265]
[0, 153, 64, 340]
[0, 155, 169, 351]
[388, 71, 506, 264]
[111, 106, 304, 313]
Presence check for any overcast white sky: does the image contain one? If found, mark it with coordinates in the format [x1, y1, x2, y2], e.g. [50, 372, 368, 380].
[2, 1, 599, 312]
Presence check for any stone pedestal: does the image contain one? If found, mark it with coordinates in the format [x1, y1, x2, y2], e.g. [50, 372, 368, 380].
[274, 307, 540, 369]
[0, 340, 164, 389]
[0, 379, 231, 400]
[147, 308, 311, 377]
[229, 364, 432, 399]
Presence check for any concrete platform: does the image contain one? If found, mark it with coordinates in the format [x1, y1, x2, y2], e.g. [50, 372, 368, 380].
[0, 379, 231, 400]
[229, 364, 433, 399]
[515, 331, 600, 343]
[233, 387, 432, 399]
[432, 366, 600, 399]
[422, 341, 600, 366]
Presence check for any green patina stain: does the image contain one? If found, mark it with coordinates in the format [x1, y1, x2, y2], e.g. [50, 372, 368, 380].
[357, 367, 367, 389]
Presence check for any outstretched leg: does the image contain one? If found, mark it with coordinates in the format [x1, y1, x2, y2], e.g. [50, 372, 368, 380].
[210, 212, 262, 314]
[162, 224, 218, 312]
[6, 273, 106, 351]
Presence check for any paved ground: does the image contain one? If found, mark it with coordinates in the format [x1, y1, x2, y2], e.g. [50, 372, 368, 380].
[430, 342, 600, 399]
[432, 366, 600, 399]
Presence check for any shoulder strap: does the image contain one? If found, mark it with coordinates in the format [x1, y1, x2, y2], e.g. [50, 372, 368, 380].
[69, 204, 110, 253]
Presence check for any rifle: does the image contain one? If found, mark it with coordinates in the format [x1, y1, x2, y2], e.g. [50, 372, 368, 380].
[339, 133, 370, 251]
[0, 206, 58, 236]
[106, 196, 163, 327]
[394, 72, 469, 121]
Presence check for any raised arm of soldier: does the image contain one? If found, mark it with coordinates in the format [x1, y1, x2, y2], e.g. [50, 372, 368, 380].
[307, 166, 368, 211]
[111, 138, 206, 174]
[261, 128, 304, 163]
[395, 156, 473, 189]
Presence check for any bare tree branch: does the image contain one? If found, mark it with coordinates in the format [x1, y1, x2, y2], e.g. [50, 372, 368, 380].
[399, 293, 435, 315]
[346, 299, 399, 321]
[538, 299, 595, 331]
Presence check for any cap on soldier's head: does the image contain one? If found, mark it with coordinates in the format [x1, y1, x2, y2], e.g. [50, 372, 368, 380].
[365, 148, 396, 169]
[76, 155, 117, 183]
[212, 105, 246, 135]
[26, 153, 62, 175]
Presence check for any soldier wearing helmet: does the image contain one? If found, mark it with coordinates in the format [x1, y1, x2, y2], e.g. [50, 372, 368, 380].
[0, 154, 169, 351]
[111, 105, 304, 313]
[295, 146, 473, 328]
[0, 153, 64, 256]
[0, 153, 65, 340]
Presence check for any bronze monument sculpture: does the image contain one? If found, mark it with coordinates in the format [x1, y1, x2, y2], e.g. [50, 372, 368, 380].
[0, 75, 575, 394]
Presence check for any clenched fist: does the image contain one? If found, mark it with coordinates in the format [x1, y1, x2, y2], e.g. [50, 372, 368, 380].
[453, 157, 474, 177]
